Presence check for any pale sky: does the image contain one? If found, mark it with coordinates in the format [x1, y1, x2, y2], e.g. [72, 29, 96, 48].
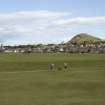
[0, 0, 105, 45]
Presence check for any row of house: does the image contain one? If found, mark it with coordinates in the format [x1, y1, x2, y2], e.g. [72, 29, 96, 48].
[0, 43, 105, 54]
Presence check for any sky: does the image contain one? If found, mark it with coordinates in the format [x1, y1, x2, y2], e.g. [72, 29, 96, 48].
[0, 0, 105, 45]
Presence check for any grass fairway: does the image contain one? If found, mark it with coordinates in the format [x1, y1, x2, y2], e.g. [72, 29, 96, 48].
[0, 53, 105, 105]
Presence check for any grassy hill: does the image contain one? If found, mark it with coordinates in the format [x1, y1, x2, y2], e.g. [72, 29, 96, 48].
[68, 33, 102, 44]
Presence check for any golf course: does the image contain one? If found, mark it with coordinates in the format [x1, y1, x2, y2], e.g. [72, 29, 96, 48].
[0, 53, 105, 105]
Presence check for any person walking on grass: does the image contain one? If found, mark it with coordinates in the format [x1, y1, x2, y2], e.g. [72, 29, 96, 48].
[49, 63, 55, 71]
[64, 62, 68, 71]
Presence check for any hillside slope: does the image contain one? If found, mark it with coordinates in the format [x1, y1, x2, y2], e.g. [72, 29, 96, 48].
[68, 33, 102, 44]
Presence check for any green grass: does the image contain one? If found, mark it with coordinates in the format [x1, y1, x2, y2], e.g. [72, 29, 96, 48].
[0, 53, 105, 105]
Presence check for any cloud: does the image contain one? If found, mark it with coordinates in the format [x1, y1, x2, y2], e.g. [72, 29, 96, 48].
[0, 10, 105, 45]
[56, 17, 105, 27]
[0, 10, 69, 44]
[0, 10, 69, 34]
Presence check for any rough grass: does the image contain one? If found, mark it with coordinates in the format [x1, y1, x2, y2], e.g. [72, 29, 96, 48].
[0, 53, 105, 105]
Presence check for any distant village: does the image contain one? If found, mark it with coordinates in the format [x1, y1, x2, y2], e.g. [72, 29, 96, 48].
[0, 42, 105, 54]
[1, 33, 105, 54]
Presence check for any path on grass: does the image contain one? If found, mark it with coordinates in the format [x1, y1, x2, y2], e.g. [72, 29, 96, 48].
[0, 69, 104, 74]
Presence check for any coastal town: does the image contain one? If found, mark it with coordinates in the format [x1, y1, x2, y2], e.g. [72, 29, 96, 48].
[1, 33, 105, 54]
